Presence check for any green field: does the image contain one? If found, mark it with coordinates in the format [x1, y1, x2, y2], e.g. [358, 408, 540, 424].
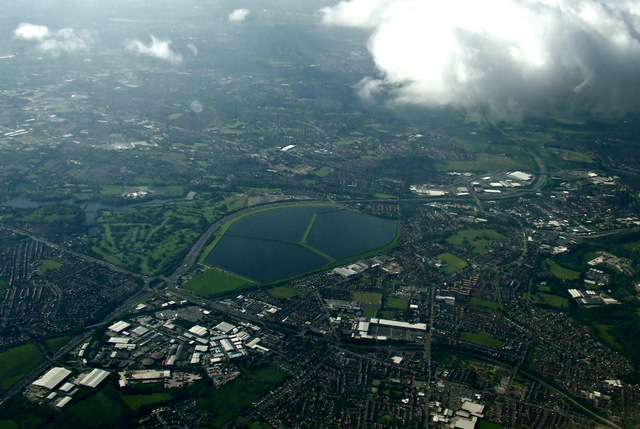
[533, 293, 569, 309]
[99, 184, 122, 196]
[437, 252, 468, 274]
[440, 153, 535, 172]
[0, 278, 9, 299]
[362, 307, 378, 318]
[37, 259, 62, 276]
[0, 420, 18, 429]
[90, 193, 231, 276]
[312, 166, 332, 177]
[384, 297, 408, 309]
[268, 285, 303, 299]
[67, 392, 123, 426]
[0, 343, 44, 391]
[546, 259, 580, 280]
[182, 267, 254, 297]
[469, 297, 503, 310]
[590, 323, 624, 351]
[210, 367, 286, 426]
[353, 292, 382, 306]
[447, 229, 508, 254]
[546, 147, 592, 163]
[460, 331, 505, 349]
[44, 336, 73, 354]
[478, 420, 504, 429]
[120, 392, 172, 412]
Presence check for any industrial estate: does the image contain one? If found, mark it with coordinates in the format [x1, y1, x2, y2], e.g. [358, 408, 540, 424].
[1, 1, 640, 428]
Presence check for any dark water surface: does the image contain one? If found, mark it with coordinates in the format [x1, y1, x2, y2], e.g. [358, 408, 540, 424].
[205, 205, 397, 283]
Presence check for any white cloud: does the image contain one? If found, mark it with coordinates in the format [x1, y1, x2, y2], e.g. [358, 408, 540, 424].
[320, 0, 640, 119]
[13, 23, 51, 41]
[187, 43, 198, 57]
[229, 8, 250, 23]
[126, 36, 183, 65]
[13, 23, 91, 56]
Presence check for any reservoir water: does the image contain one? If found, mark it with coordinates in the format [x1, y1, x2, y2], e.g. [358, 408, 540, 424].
[204, 205, 397, 283]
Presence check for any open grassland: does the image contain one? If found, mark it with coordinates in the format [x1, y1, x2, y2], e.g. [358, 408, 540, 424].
[384, 297, 408, 309]
[437, 252, 468, 274]
[312, 166, 332, 177]
[534, 293, 569, 309]
[0, 278, 9, 299]
[477, 420, 504, 429]
[36, 259, 62, 276]
[373, 193, 396, 199]
[546, 259, 580, 280]
[17, 205, 80, 224]
[44, 336, 73, 354]
[353, 292, 382, 306]
[0, 343, 43, 391]
[590, 323, 624, 352]
[469, 297, 503, 311]
[354, 292, 382, 318]
[67, 392, 124, 426]
[460, 331, 505, 349]
[447, 229, 508, 254]
[0, 420, 18, 429]
[268, 285, 303, 299]
[182, 267, 254, 297]
[439, 153, 535, 172]
[99, 184, 122, 196]
[210, 367, 286, 426]
[120, 392, 172, 412]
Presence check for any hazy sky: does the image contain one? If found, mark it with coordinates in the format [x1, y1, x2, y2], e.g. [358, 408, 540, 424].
[4, 0, 640, 120]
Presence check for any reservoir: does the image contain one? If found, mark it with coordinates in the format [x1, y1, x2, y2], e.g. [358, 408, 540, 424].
[204, 205, 397, 283]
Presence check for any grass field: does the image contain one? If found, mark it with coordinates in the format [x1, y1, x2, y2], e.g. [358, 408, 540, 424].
[211, 367, 286, 426]
[67, 392, 124, 426]
[478, 420, 504, 429]
[534, 293, 569, 309]
[268, 285, 303, 299]
[469, 297, 503, 310]
[37, 259, 62, 276]
[0, 343, 44, 391]
[0, 278, 9, 299]
[447, 229, 508, 254]
[362, 307, 377, 318]
[373, 193, 396, 199]
[0, 420, 18, 429]
[440, 153, 535, 172]
[590, 323, 624, 351]
[182, 267, 254, 297]
[353, 292, 382, 306]
[546, 259, 580, 280]
[377, 310, 393, 319]
[437, 252, 468, 274]
[44, 336, 73, 354]
[312, 166, 332, 177]
[120, 392, 172, 412]
[99, 184, 122, 196]
[384, 297, 408, 309]
[546, 147, 592, 163]
[460, 331, 505, 349]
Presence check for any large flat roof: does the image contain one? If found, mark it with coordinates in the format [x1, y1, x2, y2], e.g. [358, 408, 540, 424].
[32, 367, 72, 390]
[108, 320, 131, 333]
[80, 368, 110, 388]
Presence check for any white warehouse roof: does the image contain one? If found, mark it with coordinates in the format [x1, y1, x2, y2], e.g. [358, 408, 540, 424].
[32, 367, 72, 390]
[80, 369, 110, 388]
[108, 321, 131, 333]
